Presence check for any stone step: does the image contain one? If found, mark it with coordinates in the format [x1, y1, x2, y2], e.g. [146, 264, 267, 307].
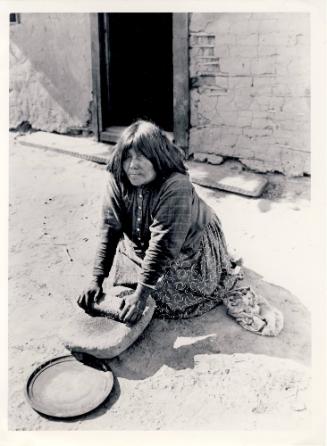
[187, 161, 268, 198]
[17, 131, 114, 164]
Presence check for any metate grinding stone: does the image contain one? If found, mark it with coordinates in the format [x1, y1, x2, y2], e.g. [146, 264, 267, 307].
[60, 286, 156, 359]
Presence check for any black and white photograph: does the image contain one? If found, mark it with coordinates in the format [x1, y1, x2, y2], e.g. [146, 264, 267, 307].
[2, 0, 326, 442]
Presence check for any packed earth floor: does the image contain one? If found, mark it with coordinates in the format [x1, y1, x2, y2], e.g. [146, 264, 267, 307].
[9, 133, 312, 430]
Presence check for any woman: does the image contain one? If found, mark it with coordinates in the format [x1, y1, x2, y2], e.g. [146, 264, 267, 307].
[77, 120, 282, 335]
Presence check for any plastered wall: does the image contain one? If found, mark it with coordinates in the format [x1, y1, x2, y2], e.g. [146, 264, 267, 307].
[189, 13, 310, 175]
[10, 13, 93, 133]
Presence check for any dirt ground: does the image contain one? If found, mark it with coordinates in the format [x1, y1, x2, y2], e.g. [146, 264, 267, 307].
[8, 133, 312, 431]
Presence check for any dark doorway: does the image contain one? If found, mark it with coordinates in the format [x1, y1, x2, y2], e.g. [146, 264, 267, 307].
[91, 13, 189, 149]
[102, 13, 173, 133]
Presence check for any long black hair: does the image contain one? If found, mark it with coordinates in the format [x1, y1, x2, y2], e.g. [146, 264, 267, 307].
[107, 120, 188, 186]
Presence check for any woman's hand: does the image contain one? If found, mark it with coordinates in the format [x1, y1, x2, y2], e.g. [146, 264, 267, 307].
[119, 293, 147, 324]
[77, 278, 104, 313]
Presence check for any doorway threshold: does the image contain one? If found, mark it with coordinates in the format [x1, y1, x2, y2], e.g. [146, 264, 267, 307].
[101, 126, 125, 144]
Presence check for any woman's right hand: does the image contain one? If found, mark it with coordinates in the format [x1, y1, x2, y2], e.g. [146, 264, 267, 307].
[77, 279, 103, 313]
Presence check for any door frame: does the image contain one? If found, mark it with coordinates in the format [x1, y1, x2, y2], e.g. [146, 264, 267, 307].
[89, 13, 190, 152]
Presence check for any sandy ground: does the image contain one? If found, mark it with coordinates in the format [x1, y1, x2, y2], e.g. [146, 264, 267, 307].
[8, 133, 312, 431]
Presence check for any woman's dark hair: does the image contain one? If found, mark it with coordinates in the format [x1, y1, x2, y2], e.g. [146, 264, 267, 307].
[107, 120, 188, 185]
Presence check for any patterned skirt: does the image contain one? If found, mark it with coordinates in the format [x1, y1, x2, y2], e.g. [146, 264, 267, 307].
[108, 214, 243, 319]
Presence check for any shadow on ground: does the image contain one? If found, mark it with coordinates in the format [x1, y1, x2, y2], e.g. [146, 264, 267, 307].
[201, 174, 310, 212]
[105, 267, 311, 381]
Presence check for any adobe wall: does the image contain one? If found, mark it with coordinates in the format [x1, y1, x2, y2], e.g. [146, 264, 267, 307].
[10, 13, 93, 133]
[189, 13, 310, 175]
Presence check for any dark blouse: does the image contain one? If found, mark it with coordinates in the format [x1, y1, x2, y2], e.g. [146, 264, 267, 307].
[93, 171, 214, 288]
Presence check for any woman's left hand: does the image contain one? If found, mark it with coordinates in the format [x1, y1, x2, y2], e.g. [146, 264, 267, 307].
[119, 293, 147, 324]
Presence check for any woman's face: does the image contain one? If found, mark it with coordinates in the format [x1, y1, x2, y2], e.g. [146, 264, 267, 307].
[123, 148, 157, 186]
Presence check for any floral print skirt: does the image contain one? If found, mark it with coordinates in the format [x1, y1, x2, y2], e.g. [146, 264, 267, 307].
[108, 214, 244, 319]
